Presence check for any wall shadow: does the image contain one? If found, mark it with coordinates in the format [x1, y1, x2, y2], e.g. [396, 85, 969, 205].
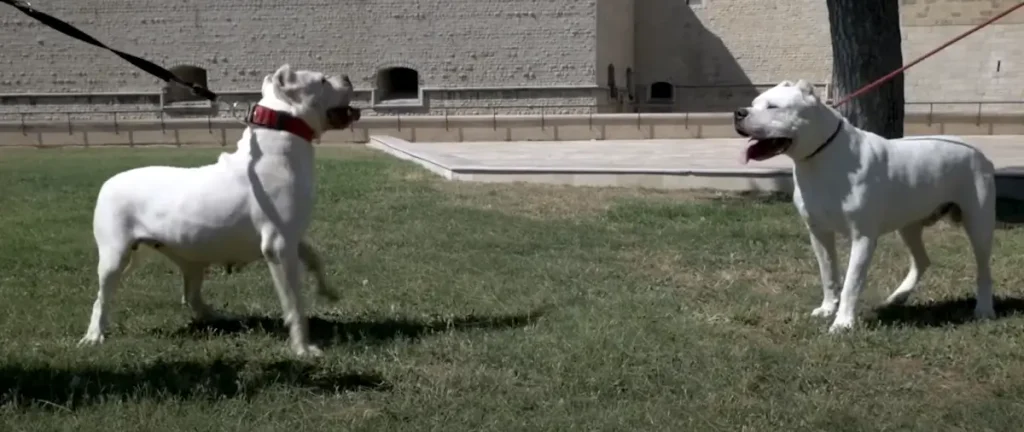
[156, 306, 551, 348]
[634, 1, 755, 112]
[0, 358, 388, 411]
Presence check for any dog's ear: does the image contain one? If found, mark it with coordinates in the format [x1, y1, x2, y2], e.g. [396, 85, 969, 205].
[336, 74, 354, 106]
[265, 64, 303, 103]
[273, 64, 298, 90]
[795, 79, 816, 96]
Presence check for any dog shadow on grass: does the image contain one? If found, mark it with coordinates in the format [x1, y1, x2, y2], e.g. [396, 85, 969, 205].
[866, 296, 1024, 328]
[0, 357, 388, 411]
[160, 305, 551, 348]
[2, 308, 549, 411]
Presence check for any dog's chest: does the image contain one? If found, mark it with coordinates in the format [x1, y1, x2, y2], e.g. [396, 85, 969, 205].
[251, 154, 316, 199]
[793, 177, 866, 233]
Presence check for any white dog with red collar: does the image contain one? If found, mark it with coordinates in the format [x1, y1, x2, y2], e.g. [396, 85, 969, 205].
[734, 80, 997, 332]
[79, 64, 360, 356]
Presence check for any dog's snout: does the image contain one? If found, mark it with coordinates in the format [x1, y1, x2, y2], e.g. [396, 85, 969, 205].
[349, 107, 361, 121]
[733, 108, 750, 137]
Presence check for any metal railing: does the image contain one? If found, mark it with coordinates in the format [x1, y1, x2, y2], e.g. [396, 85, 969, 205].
[3, 100, 1023, 125]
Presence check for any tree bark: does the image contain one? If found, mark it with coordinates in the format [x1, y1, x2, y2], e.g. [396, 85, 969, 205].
[826, 0, 905, 139]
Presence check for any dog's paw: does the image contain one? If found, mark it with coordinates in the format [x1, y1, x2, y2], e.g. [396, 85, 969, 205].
[318, 288, 341, 303]
[882, 291, 913, 307]
[810, 304, 837, 318]
[827, 318, 855, 334]
[974, 306, 996, 321]
[187, 302, 232, 322]
[194, 309, 233, 323]
[292, 344, 324, 357]
[77, 334, 105, 346]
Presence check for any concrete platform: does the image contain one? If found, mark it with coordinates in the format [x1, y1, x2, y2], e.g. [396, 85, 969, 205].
[367, 135, 1024, 197]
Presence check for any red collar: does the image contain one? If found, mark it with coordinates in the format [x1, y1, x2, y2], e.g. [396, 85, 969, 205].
[245, 105, 316, 142]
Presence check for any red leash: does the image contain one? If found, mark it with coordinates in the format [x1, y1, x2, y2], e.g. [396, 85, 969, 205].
[832, 1, 1024, 107]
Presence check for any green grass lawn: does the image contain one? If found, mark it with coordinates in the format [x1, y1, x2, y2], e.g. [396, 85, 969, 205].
[3, 146, 1024, 431]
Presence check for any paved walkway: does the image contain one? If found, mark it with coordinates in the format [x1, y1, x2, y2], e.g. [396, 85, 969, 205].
[368, 135, 1024, 194]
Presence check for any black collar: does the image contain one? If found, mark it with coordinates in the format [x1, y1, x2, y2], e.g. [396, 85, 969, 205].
[803, 120, 844, 161]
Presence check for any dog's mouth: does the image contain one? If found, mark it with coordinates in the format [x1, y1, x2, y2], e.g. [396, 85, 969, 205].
[327, 106, 361, 129]
[744, 138, 793, 163]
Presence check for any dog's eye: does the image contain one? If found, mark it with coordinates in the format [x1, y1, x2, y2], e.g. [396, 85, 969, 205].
[766, 104, 779, 109]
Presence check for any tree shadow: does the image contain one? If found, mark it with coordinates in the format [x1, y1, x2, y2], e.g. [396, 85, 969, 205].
[866, 296, 1024, 329]
[157, 306, 550, 348]
[0, 358, 388, 411]
[634, 0, 755, 112]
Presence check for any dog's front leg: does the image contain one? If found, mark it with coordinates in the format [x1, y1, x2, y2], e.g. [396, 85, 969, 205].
[807, 225, 840, 318]
[263, 237, 321, 357]
[830, 235, 878, 332]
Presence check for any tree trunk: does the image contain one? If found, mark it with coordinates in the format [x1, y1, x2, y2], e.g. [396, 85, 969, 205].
[826, 0, 905, 139]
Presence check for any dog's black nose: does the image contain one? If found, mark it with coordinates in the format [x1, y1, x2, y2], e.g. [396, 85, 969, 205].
[734, 108, 749, 120]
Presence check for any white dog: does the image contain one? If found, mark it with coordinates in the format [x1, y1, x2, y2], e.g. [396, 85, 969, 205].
[734, 80, 996, 332]
[79, 64, 361, 356]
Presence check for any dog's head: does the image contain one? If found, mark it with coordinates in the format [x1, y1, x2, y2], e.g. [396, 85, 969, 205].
[261, 64, 361, 135]
[733, 79, 834, 162]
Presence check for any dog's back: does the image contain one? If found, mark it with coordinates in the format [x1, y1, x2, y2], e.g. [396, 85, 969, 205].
[880, 134, 995, 229]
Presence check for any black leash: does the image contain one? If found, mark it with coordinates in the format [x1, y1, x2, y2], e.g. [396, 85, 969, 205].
[1, 0, 218, 102]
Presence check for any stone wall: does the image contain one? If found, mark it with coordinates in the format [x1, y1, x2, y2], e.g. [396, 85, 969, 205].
[0, 0, 603, 117]
[901, 0, 1024, 104]
[0, 0, 1020, 118]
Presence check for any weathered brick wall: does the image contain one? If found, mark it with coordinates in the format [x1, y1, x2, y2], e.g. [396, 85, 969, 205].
[595, 0, 634, 111]
[634, 0, 832, 111]
[0, 0, 599, 92]
[0, 0, 1020, 118]
[0, 0, 602, 117]
[636, 0, 833, 87]
[633, 0, 1023, 111]
[901, 0, 1024, 106]
[901, 0, 1024, 26]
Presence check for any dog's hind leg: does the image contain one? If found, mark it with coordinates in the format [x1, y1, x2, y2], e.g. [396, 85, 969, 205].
[299, 240, 339, 302]
[961, 178, 997, 320]
[179, 264, 224, 321]
[79, 241, 133, 346]
[883, 223, 930, 307]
